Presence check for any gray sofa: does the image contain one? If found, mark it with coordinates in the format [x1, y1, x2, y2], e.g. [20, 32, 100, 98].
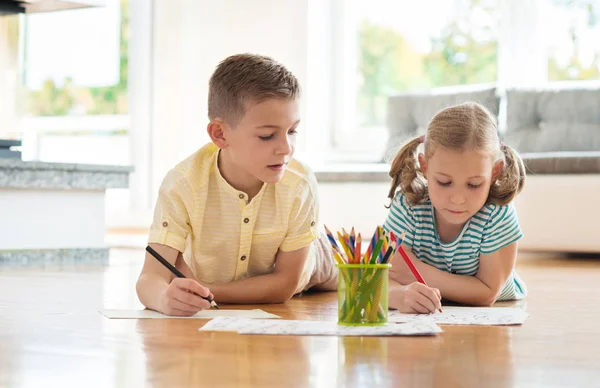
[384, 84, 499, 161]
[504, 85, 600, 174]
[385, 83, 600, 253]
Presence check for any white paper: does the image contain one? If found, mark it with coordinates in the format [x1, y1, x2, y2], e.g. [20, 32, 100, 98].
[99, 309, 280, 320]
[388, 306, 529, 326]
[199, 317, 442, 336]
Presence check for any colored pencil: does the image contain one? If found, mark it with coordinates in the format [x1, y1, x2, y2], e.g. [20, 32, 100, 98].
[396, 242, 442, 313]
[324, 225, 341, 250]
[381, 241, 397, 264]
[355, 233, 362, 264]
[333, 250, 346, 265]
[377, 226, 386, 262]
[337, 231, 354, 262]
[370, 239, 384, 264]
[365, 228, 377, 263]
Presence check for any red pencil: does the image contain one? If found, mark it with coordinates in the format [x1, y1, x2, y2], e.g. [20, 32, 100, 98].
[397, 244, 443, 313]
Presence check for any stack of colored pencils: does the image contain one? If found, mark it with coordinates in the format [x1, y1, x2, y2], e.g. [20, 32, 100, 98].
[324, 225, 403, 265]
[325, 225, 404, 325]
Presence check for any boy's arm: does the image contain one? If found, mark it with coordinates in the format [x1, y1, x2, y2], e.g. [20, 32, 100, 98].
[390, 242, 518, 306]
[202, 245, 311, 304]
[136, 243, 212, 315]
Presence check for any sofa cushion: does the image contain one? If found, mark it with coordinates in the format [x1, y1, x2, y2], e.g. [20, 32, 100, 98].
[522, 152, 600, 174]
[505, 85, 600, 152]
[506, 122, 600, 152]
[384, 84, 499, 160]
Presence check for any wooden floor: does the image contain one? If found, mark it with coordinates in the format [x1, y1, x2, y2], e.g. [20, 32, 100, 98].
[1, 250, 599, 388]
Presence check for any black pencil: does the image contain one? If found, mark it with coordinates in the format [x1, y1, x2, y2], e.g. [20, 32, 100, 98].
[145, 245, 219, 309]
[381, 241, 397, 264]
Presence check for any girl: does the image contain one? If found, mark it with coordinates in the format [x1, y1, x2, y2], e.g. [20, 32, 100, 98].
[384, 102, 527, 314]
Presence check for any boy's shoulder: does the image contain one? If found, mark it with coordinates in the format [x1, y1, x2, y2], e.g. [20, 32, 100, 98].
[170, 143, 218, 180]
[279, 157, 317, 192]
[161, 143, 217, 192]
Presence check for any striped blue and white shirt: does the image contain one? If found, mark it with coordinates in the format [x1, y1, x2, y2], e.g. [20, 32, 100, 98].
[383, 192, 527, 301]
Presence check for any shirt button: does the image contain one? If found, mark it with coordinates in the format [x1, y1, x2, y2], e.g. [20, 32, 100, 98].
[240, 255, 247, 261]
[310, 221, 315, 226]
[239, 194, 245, 199]
[243, 217, 250, 223]
[162, 221, 168, 227]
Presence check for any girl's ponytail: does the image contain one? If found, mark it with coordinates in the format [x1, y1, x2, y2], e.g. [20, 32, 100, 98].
[387, 136, 427, 207]
[488, 144, 526, 205]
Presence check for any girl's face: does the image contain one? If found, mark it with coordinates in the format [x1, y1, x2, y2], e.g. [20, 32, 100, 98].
[418, 147, 503, 227]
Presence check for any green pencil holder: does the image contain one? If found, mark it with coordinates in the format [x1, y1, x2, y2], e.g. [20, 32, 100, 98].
[337, 263, 391, 326]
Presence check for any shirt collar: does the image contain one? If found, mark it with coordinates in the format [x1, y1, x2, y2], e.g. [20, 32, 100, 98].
[212, 148, 266, 203]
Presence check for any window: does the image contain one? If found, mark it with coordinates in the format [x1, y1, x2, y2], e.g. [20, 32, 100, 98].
[0, 14, 20, 141]
[24, 1, 126, 117]
[357, 0, 498, 129]
[547, 0, 600, 81]
[330, 0, 499, 161]
[19, 0, 129, 165]
[329, 0, 599, 161]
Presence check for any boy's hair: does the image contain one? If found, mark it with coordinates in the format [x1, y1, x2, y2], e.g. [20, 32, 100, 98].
[387, 102, 525, 206]
[208, 53, 300, 126]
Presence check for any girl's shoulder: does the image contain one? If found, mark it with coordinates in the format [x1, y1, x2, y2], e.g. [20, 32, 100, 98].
[472, 202, 518, 228]
[392, 191, 431, 210]
[390, 192, 432, 221]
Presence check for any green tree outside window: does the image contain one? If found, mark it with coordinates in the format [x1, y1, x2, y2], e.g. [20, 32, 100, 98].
[25, 0, 128, 117]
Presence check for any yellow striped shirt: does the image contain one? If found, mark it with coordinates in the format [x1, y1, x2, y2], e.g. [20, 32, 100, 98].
[148, 143, 319, 293]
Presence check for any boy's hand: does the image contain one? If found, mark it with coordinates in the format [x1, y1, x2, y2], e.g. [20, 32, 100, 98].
[390, 282, 441, 314]
[159, 278, 214, 316]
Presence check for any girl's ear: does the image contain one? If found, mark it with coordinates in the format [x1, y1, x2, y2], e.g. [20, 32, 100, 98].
[417, 153, 428, 178]
[207, 119, 229, 149]
[492, 159, 504, 181]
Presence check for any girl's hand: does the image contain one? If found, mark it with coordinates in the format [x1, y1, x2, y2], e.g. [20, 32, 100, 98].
[159, 278, 214, 316]
[389, 282, 442, 314]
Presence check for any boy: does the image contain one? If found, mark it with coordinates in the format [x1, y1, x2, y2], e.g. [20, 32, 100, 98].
[136, 53, 337, 316]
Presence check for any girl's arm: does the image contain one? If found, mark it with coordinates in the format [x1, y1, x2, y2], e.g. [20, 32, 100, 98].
[390, 242, 518, 306]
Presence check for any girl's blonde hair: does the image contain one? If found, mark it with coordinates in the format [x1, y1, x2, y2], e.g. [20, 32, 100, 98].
[387, 102, 525, 207]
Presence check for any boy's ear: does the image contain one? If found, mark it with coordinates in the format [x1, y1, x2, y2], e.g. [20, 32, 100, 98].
[417, 153, 428, 177]
[207, 119, 229, 149]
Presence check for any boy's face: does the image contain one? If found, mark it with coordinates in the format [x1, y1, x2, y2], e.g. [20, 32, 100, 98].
[220, 98, 300, 187]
